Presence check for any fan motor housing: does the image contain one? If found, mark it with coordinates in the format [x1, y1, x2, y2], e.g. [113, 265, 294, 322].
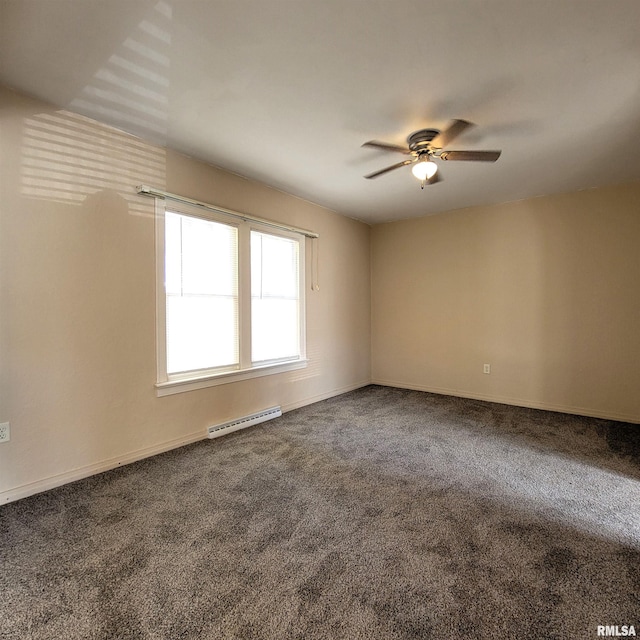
[407, 129, 439, 152]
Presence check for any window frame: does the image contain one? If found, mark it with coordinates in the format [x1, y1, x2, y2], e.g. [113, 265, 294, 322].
[155, 198, 307, 396]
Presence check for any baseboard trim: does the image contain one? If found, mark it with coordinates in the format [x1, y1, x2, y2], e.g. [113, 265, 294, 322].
[0, 430, 207, 506]
[371, 378, 640, 424]
[281, 379, 372, 413]
[1, 379, 373, 506]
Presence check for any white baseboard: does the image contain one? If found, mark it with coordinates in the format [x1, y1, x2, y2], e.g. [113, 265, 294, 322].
[0, 430, 207, 506]
[281, 379, 372, 413]
[0, 379, 373, 506]
[371, 378, 640, 424]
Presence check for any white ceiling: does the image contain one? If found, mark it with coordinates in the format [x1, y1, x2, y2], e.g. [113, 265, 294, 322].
[2, 0, 640, 224]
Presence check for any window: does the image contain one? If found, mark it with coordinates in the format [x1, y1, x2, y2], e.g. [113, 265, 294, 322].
[251, 231, 300, 363]
[156, 200, 306, 395]
[165, 212, 239, 374]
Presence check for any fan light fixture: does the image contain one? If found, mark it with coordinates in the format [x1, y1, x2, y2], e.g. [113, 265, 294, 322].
[411, 158, 438, 181]
[362, 120, 501, 187]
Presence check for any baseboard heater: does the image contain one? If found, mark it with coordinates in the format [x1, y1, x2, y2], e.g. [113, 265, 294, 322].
[207, 406, 282, 439]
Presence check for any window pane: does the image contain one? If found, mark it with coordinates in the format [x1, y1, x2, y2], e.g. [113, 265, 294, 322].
[166, 296, 237, 372]
[165, 211, 238, 374]
[181, 215, 236, 296]
[252, 298, 299, 362]
[251, 232, 298, 297]
[251, 231, 300, 363]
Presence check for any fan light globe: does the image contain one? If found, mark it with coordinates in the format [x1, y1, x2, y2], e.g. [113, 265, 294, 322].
[412, 159, 438, 181]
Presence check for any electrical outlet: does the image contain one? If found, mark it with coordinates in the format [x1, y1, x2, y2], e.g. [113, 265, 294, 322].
[0, 422, 10, 443]
[483, 364, 491, 374]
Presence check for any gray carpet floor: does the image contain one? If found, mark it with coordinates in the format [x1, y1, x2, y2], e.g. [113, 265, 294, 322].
[1, 385, 639, 639]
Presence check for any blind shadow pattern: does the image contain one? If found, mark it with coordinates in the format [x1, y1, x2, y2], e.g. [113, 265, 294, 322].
[20, 109, 165, 217]
[20, 0, 170, 216]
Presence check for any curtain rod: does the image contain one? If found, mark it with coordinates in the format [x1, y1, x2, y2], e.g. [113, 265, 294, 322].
[136, 185, 319, 239]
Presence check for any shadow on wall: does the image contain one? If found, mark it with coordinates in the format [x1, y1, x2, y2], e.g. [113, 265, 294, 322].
[20, 109, 165, 217]
[2, 94, 168, 470]
[19, 0, 172, 215]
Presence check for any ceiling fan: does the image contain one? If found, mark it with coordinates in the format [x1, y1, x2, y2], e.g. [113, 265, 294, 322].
[362, 119, 501, 188]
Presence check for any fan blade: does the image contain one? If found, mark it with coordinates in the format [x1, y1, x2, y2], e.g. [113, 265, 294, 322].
[431, 119, 473, 148]
[364, 159, 414, 179]
[362, 140, 412, 154]
[439, 150, 501, 162]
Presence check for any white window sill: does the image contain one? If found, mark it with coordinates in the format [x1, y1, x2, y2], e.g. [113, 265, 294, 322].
[156, 359, 308, 397]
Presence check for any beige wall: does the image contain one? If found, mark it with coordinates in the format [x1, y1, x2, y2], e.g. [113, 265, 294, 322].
[0, 87, 371, 502]
[372, 183, 640, 422]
